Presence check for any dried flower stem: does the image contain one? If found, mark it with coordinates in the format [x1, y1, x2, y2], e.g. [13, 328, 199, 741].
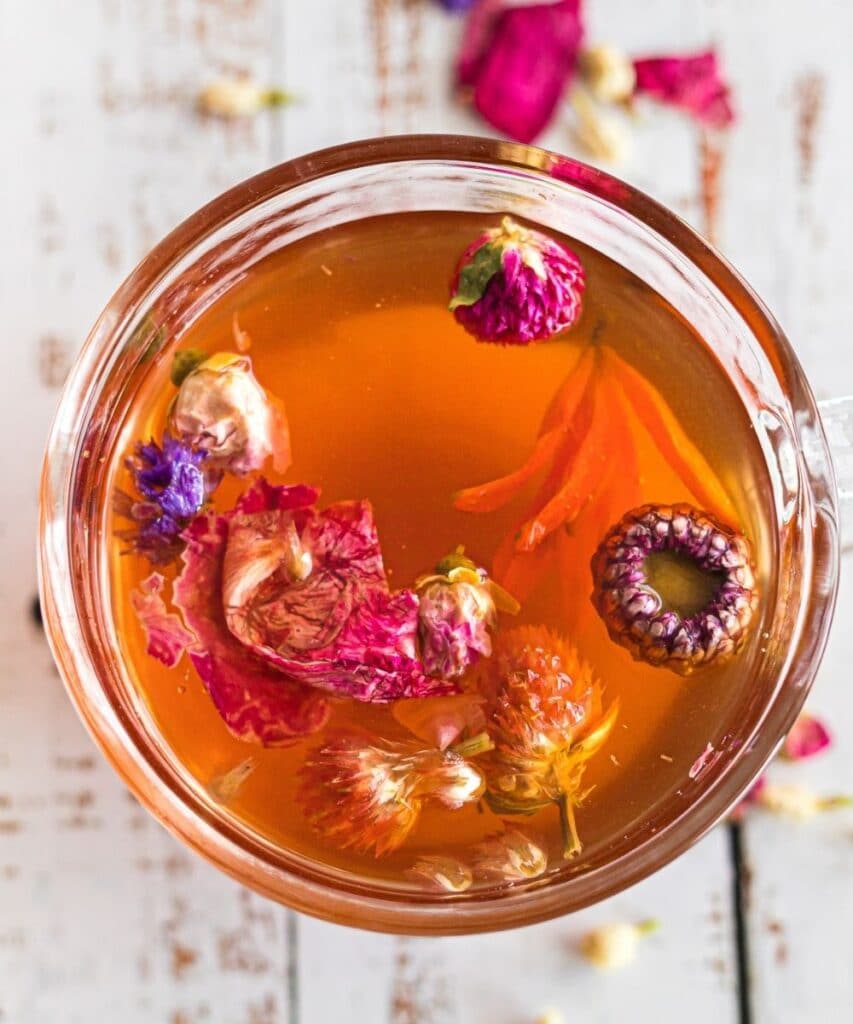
[558, 792, 582, 859]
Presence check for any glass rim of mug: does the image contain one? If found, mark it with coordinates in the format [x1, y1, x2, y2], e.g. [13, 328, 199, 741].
[38, 134, 840, 934]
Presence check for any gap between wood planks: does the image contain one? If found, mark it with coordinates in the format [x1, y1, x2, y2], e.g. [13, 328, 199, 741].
[727, 822, 754, 1024]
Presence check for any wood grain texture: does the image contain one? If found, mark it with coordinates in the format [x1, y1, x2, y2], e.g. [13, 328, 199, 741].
[0, 0, 850, 1021]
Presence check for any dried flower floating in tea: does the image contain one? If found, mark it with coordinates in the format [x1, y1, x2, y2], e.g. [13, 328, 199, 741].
[299, 730, 492, 856]
[405, 855, 473, 893]
[477, 626, 619, 858]
[449, 217, 585, 344]
[591, 503, 757, 675]
[472, 828, 548, 882]
[131, 572, 195, 668]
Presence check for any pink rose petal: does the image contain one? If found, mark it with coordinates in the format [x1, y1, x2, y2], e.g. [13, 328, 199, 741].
[633, 50, 735, 129]
[131, 572, 195, 668]
[458, 0, 584, 143]
[781, 712, 832, 761]
[174, 514, 330, 746]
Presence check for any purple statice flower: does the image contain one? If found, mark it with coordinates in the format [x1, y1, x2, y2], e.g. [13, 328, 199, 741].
[449, 216, 585, 344]
[439, 0, 476, 10]
[117, 434, 214, 565]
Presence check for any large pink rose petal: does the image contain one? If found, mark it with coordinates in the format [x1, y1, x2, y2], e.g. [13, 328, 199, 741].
[633, 50, 735, 129]
[131, 572, 195, 668]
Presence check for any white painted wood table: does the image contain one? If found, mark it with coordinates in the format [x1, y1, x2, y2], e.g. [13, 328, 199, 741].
[0, 2, 850, 1021]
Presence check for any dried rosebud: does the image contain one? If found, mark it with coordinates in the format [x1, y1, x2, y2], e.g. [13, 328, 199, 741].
[478, 626, 619, 858]
[781, 712, 832, 761]
[633, 50, 735, 129]
[450, 217, 585, 345]
[472, 829, 548, 882]
[457, 0, 584, 143]
[168, 352, 291, 476]
[197, 77, 292, 119]
[416, 547, 518, 679]
[405, 855, 473, 893]
[298, 730, 490, 856]
[116, 434, 216, 565]
[579, 45, 636, 102]
[579, 920, 659, 970]
[591, 503, 757, 675]
[758, 783, 852, 821]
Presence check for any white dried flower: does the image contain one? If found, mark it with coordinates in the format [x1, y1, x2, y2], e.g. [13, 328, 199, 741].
[579, 920, 658, 970]
[473, 829, 548, 882]
[571, 89, 631, 164]
[580, 45, 637, 103]
[405, 855, 473, 893]
[534, 1010, 565, 1024]
[758, 783, 852, 820]
[198, 78, 290, 119]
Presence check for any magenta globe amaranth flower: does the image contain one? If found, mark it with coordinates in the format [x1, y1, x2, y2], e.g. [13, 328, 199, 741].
[449, 217, 585, 344]
[591, 503, 757, 675]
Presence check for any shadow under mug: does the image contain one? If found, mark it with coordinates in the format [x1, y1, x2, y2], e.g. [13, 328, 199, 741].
[38, 135, 848, 935]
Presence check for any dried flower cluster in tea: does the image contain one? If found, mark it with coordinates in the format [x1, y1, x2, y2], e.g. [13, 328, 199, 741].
[110, 211, 771, 889]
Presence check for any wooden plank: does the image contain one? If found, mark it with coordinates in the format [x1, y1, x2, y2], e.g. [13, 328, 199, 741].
[0, 2, 294, 1021]
[709, 3, 853, 1021]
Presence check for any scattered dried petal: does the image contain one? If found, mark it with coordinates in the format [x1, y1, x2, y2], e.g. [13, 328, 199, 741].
[689, 742, 723, 781]
[298, 730, 488, 856]
[198, 78, 292, 119]
[580, 920, 659, 970]
[392, 692, 486, 750]
[758, 783, 853, 821]
[781, 712, 832, 761]
[633, 50, 735, 129]
[169, 353, 291, 476]
[450, 216, 585, 345]
[406, 855, 473, 892]
[457, 0, 584, 143]
[591, 503, 758, 675]
[571, 88, 631, 164]
[580, 45, 636, 102]
[478, 625, 619, 858]
[131, 572, 195, 667]
[535, 1011, 565, 1024]
[473, 828, 548, 881]
[207, 757, 257, 801]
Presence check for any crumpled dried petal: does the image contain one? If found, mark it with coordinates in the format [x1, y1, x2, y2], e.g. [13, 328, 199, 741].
[457, 0, 584, 143]
[580, 920, 659, 970]
[197, 78, 292, 119]
[478, 625, 619, 858]
[131, 572, 195, 667]
[579, 45, 636, 102]
[758, 783, 853, 821]
[415, 547, 518, 679]
[298, 729, 489, 856]
[781, 712, 832, 761]
[173, 505, 331, 746]
[633, 50, 735, 129]
[220, 481, 453, 702]
[405, 855, 473, 893]
[472, 828, 548, 881]
[392, 692, 486, 750]
[168, 352, 291, 476]
[116, 434, 216, 565]
[450, 217, 585, 345]
[591, 503, 757, 675]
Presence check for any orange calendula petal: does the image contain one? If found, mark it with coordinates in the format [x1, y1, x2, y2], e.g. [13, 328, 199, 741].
[540, 343, 597, 432]
[606, 349, 736, 520]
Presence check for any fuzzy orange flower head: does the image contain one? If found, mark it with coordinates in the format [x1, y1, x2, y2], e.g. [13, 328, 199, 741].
[298, 729, 491, 857]
[478, 626, 619, 859]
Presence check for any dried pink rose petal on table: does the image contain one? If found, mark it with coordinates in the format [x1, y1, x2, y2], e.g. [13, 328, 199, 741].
[633, 50, 735, 128]
[781, 712, 832, 761]
[457, 0, 584, 143]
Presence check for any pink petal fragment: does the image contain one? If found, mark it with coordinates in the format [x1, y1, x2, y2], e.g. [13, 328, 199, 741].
[729, 774, 766, 822]
[392, 693, 487, 750]
[781, 712, 832, 761]
[222, 485, 456, 703]
[131, 572, 195, 668]
[633, 50, 735, 129]
[458, 0, 584, 143]
[174, 515, 330, 746]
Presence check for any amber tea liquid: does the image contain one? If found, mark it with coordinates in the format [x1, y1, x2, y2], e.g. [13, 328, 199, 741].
[108, 212, 771, 887]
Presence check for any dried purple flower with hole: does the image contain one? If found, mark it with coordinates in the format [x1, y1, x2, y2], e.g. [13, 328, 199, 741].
[781, 712, 832, 761]
[197, 77, 293, 119]
[405, 855, 473, 893]
[116, 434, 215, 565]
[591, 503, 757, 674]
[415, 546, 519, 679]
[168, 352, 291, 476]
[579, 920, 659, 970]
[449, 217, 585, 344]
[472, 829, 548, 882]
[298, 730, 491, 856]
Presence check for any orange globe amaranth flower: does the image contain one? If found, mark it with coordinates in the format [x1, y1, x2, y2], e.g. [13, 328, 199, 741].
[479, 625, 619, 858]
[298, 729, 490, 857]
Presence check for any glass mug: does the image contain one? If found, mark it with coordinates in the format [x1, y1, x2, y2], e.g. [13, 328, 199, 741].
[39, 135, 848, 935]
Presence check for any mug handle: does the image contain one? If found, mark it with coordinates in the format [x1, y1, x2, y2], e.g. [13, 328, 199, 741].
[818, 397, 853, 549]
